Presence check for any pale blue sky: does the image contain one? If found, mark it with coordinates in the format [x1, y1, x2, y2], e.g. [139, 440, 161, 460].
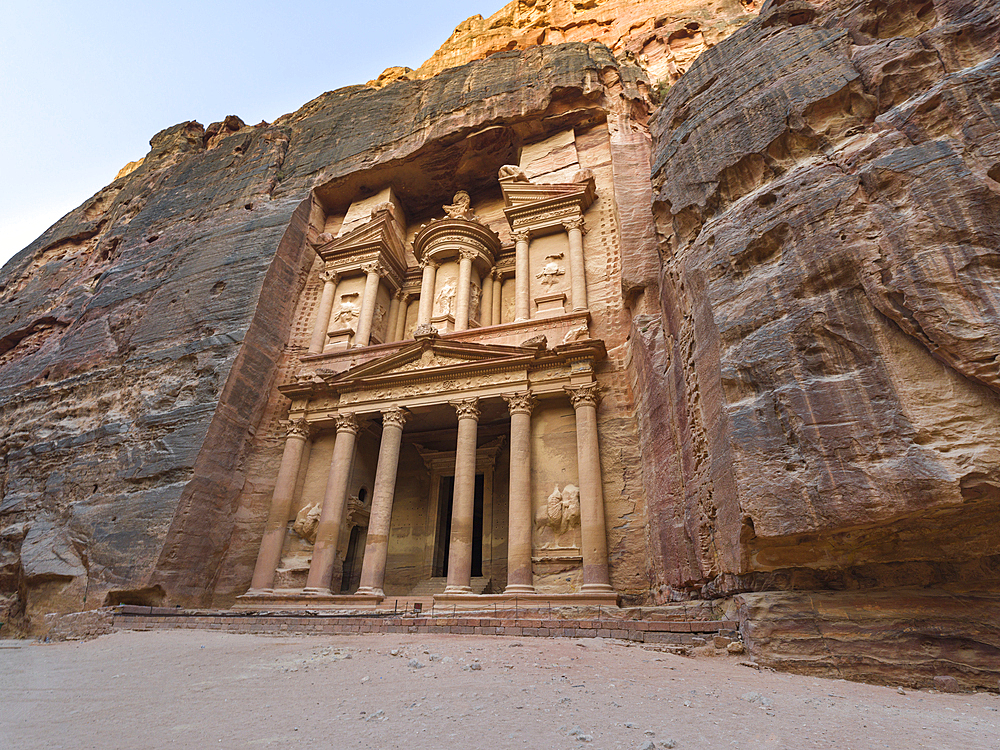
[0, 0, 502, 269]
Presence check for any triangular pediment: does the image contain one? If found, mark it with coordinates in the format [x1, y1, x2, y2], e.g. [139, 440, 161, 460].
[323, 336, 537, 387]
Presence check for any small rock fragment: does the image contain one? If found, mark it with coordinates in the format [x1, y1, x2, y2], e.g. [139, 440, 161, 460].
[408, 659, 424, 669]
[469, 662, 482, 671]
[933, 675, 960, 693]
[726, 641, 744, 655]
[662, 740, 678, 748]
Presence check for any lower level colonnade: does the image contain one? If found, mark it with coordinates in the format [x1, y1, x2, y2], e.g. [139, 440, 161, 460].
[242, 379, 617, 607]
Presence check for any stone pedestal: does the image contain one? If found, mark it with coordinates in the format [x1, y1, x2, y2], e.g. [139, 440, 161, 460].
[534, 293, 566, 319]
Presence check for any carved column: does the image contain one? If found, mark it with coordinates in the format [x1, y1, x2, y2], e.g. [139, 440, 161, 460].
[566, 383, 613, 592]
[249, 418, 310, 591]
[504, 392, 536, 594]
[308, 269, 339, 355]
[356, 407, 408, 597]
[393, 291, 410, 341]
[303, 413, 359, 592]
[355, 261, 384, 347]
[513, 230, 530, 322]
[480, 269, 494, 328]
[455, 249, 476, 331]
[492, 271, 503, 325]
[385, 289, 401, 344]
[417, 259, 438, 327]
[564, 216, 588, 311]
[445, 398, 480, 594]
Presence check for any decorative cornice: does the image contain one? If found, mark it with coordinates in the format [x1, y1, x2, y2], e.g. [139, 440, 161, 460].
[451, 397, 481, 421]
[381, 406, 408, 430]
[334, 412, 360, 434]
[503, 391, 536, 415]
[565, 382, 601, 409]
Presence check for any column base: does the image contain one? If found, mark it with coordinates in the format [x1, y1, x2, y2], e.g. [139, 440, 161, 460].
[301, 587, 332, 595]
[354, 586, 384, 598]
[581, 583, 615, 594]
[503, 584, 537, 595]
[443, 585, 473, 595]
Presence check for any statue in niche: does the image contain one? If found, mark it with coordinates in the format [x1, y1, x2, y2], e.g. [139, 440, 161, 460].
[536, 484, 581, 548]
[293, 502, 322, 544]
[536, 253, 566, 289]
[332, 293, 360, 328]
[561, 323, 589, 344]
[434, 279, 456, 316]
[470, 284, 481, 321]
[443, 190, 475, 220]
[372, 302, 387, 338]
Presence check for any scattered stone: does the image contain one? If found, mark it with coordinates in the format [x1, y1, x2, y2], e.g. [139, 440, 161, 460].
[365, 709, 386, 722]
[469, 662, 482, 671]
[662, 740, 678, 748]
[390, 649, 400, 656]
[726, 642, 744, 655]
[897, 687, 906, 695]
[408, 659, 424, 669]
[639, 741, 656, 750]
[933, 676, 960, 693]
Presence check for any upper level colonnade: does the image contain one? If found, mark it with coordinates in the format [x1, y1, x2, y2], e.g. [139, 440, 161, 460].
[304, 166, 597, 357]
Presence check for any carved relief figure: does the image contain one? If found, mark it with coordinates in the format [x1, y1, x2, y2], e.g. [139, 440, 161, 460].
[434, 279, 457, 316]
[536, 253, 566, 289]
[332, 293, 360, 328]
[372, 302, 387, 338]
[536, 484, 581, 548]
[292, 502, 322, 544]
[561, 323, 589, 344]
[470, 283, 481, 322]
[498, 164, 529, 182]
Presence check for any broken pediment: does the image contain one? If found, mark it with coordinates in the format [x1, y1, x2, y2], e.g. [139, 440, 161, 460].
[314, 208, 408, 286]
[498, 168, 597, 237]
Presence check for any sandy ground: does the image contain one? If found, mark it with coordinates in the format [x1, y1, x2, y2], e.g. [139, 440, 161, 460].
[1, 630, 997, 750]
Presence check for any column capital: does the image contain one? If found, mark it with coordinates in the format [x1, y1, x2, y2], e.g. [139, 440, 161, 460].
[333, 412, 360, 434]
[512, 229, 531, 244]
[394, 289, 411, 303]
[285, 417, 311, 440]
[562, 216, 586, 234]
[565, 382, 602, 409]
[451, 397, 481, 421]
[503, 391, 536, 415]
[362, 260, 387, 278]
[381, 406, 408, 430]
[419, 258, 439, 270]
[320, 268, 340, 284]
[459, 248, 478, 262]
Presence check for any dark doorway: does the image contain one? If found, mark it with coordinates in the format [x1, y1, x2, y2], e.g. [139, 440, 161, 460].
[433, 474, 485, 578]
[340, 525, 362, 593]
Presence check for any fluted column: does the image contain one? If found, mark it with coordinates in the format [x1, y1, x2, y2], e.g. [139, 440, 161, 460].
[455, 249, 476, 331]
[503, 392, 536, 594]
[445, 398, 480, 594]
[480, 270, 494, 327]
[513, 230, 530, 322]
[385, 290, 401, 344]
[308, 269, 339, 355]
[355, 261, 384, 347]
[492, 271, 503, 325]
[303, 413, 360, 592]
[393, 291, 410, 341]
[249, 418, 310, 591]
[416, 259, 438, 327]
[564, 216, 588, 311]
[566, 383, 613, 592]
[356, 407, 408, 597]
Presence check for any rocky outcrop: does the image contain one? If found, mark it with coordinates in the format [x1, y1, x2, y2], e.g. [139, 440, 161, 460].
[642, 0, 1000, 671]
[407, 0, 757, 88]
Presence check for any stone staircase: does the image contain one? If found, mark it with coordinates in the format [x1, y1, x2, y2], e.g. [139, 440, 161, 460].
[406, 577, 490, 597]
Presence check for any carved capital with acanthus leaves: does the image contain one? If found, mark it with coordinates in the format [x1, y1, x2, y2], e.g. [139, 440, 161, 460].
[333, 412, 360, 434]
[565, 382, 601, 410]
[562, 216, 586, 234]
[451, 397, 481, 421]
[285, 417, 311, 440]
[319, 268, 340, 285]
[512, 229, 531, 245]
[362, 261, 387, 278]
[381, 406, 408, 430]
[503, 391, 536, 416]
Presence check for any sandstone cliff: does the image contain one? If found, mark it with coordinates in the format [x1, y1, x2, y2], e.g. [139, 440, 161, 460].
[639, 0, 1000, 686]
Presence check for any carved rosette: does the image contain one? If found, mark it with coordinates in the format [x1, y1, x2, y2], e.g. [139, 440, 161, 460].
[451, 397, 481, 421]
[503, 391, 536, 416]
[565, 383, 601, 409]
[562, 216, 587, 235]
[512, 229, 531, 244]
[381, 406, 408, 430]
[285, 417, 311, 440]
[333, 412, 360, 434]
[362, 261, 387, 278]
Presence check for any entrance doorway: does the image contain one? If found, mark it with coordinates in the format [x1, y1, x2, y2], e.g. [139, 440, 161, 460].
[432, 473, 484, 577]
[340, 525, 362, 593]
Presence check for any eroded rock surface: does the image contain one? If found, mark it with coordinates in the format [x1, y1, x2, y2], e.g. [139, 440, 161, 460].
[645, 0, 1000, 606]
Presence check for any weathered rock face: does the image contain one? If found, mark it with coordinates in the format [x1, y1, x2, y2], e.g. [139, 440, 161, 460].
[406, 0, 756, 88]
[641, 0, 1000, 672]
